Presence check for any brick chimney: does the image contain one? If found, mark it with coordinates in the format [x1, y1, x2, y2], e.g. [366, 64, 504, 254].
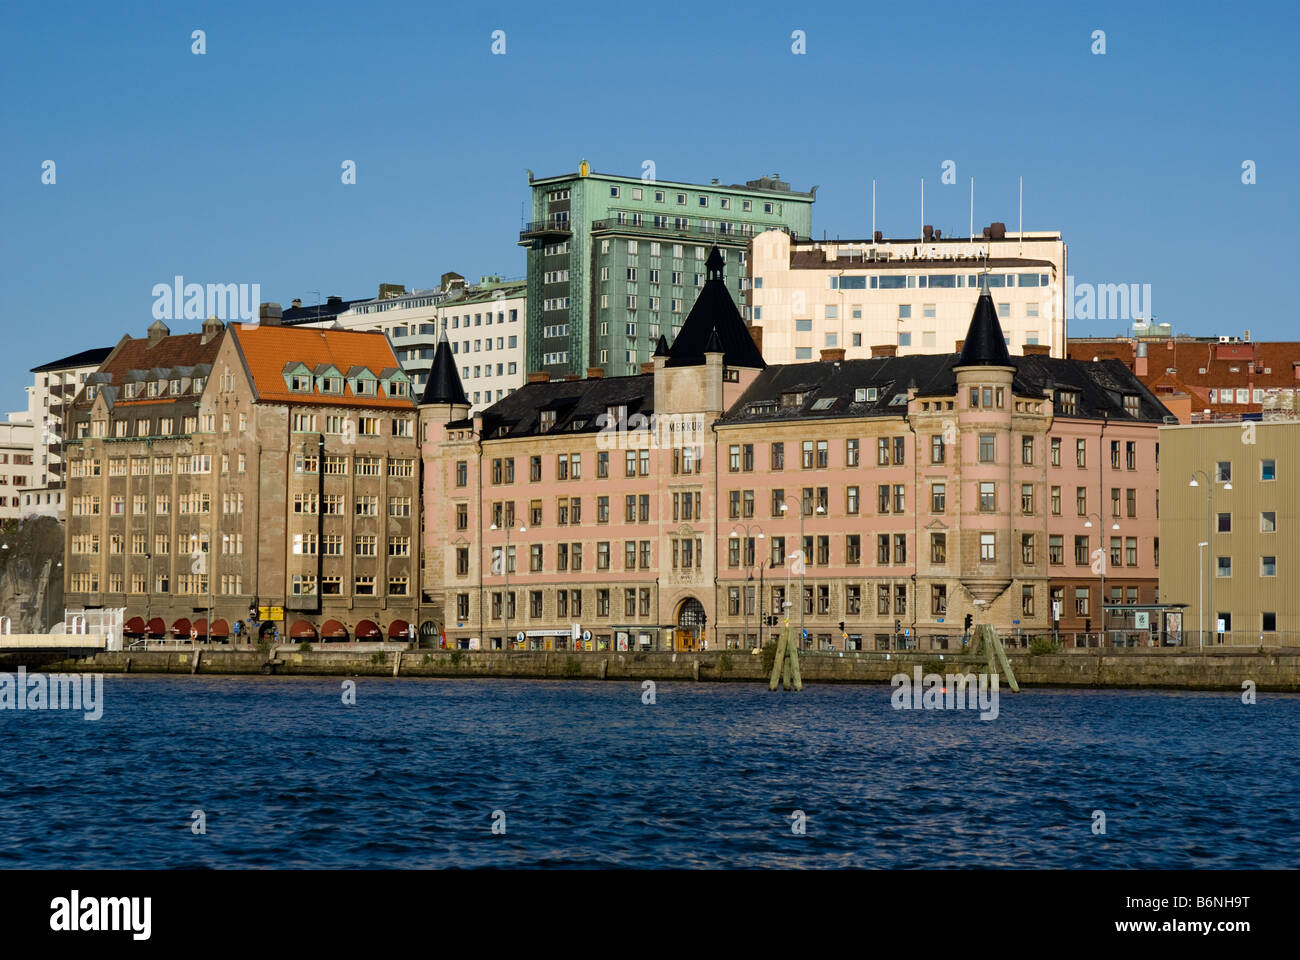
[746, 324, 763, 357]
[955, 339, 964, 352]
[586, 367, 604, 379]
[820, 347, 846, 362]
[1022, 344, 1051, 356]
[563, 374, 580, 382]
[259, 302, 283, 326]
[527, 371, 550, 384]
[639, 361, 655, 374]
[870, 344, 897, 358]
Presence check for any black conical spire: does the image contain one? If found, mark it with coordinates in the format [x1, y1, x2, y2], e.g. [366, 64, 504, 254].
[652, 333, 670, 357]
[704, 327, 723, 354]
[420, 329, 469, 406]
[956, 291, 1012, 367]
[665, 246, 765, 369]
[705, 244, 725, 281]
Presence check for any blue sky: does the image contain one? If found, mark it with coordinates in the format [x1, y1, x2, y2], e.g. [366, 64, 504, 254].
[2, 0, 1296, 404]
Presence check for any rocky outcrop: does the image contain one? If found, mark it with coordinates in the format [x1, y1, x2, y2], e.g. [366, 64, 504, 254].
[0, 517, 64, 633]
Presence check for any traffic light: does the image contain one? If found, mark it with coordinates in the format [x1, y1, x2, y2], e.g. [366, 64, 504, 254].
[894, 619, 901, 634]
[964, 613, 973, 632]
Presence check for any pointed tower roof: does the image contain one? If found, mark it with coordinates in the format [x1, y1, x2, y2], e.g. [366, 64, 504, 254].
[704, 327, 723, 353]
[420, 329, 469, 405]
[666, 245, 765, 368]
[652, 334, 670, 357]
[956, 291, 1012, 367]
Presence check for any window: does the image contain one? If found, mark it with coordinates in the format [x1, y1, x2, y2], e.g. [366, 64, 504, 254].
[1049, 535, 1064, 565]
[1022, 586, 1035, 616]
[1021, 436, 1034, 465]
[1217, 512, 1231, 533]
[1261, 459, 1276, 481]
[1216, 460, 1232, 483]
[930, 533, 946, 564]
[931, 483, 946, 513]
[1076, 487, 1087, 516]
[1075, 588, 1090, 617]
[1076, 439, 1087, 467]
[979, 481, 996, 512]
[1021, 483, 1035, 515]
[771, 442, 784, 470]
[930, 435, 945, 464]
[1051, 486, 1061, 516]
[1261, 511, 1276, 533]
[979, 434, 995, 463]
[1075, 536, 1090, 566]
[979, 533, 995, 561]
[1262, 556, 1277, 577]
[1216, 556, 1232, 577]
[1050, 437, 1061, 466]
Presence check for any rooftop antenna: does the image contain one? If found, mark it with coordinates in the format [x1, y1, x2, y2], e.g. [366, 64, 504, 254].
[969, 178, 975, 241]
[920, 178, 925, 240]
[1018, 175, 1024, 255]
[871, 179, 876, 248]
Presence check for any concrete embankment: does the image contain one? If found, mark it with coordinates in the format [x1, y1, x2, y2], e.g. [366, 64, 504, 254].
[24, 646, 1300, 692]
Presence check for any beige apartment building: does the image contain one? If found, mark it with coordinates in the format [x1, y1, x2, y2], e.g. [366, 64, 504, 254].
[745, 225, 1066, 363]
[63, 314, 421, 642]
[1159, 419, 1300, 641]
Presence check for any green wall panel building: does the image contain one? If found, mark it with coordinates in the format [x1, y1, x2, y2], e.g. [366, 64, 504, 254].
[519, 163, 815, 378]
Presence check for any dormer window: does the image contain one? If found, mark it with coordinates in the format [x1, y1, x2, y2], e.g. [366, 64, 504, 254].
[122, 382, 139, 399]
[388, 381, 408, 397]
[606, 404, 628, 425]
[781, 391, 805, 408]
[355, 379, 377, 396]
[1058, 390, 1079, 415]
[169, 379, 182, 394]
[291, 374, 312, 391]
[147, 381, 162, 397]
[1123, 394, 1140, 417]
[320, 376, 342, 393]
[539, 410, 556, 433]
[192, 377, 205, 394]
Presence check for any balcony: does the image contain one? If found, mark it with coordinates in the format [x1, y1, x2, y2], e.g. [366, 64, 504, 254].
[518, 218, 573, 242]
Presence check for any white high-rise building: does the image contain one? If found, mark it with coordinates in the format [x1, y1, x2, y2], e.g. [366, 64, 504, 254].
[304, 275, 527, 411]
[744, 226, 1067, 362]
[13, 346, 114, 519]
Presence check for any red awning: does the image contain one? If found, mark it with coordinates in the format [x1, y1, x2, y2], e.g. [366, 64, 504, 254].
[355, 619, 381, 639]
[320, 620, 348, 639]
[171, 618, 192, 636]
[147, 617, 166, 636]
[209, 619, 230, 637]
[124, 616, 146, 635]
[289, 620, 317, 639]
[193, 618, 208, 637]
[388, 619, 410, 638]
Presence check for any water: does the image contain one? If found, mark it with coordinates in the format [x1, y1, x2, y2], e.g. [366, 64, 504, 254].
[1, 676, 1296, 868]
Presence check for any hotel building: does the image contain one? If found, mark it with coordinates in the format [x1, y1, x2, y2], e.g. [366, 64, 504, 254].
[62, 314, 420, 642]
[745, 225, 1067, 363]
[519, 164, 814, 379]
[420, 246, 1166, 652]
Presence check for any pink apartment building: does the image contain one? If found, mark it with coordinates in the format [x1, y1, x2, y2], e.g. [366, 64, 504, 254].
[419, 248, 1168, 652]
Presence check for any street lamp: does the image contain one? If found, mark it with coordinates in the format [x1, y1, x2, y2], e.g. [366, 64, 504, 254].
[779, 496, 825, 648]
[489, 521, 526, 651]
[729, 523, 765, 650]
[1082, 511, 1119, 643]
[1189, 469, 1231, 645]
[1196, 541, 1209, 650]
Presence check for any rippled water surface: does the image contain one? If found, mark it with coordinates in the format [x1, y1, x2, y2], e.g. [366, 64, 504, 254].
[1, 677, 1296, 868]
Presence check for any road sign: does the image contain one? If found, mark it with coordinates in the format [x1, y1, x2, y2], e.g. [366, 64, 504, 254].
[1134, 612, 1150, 630]
[1012, 619, 1021, 625]
[903, 628, 910, 636]
[582, 629, 592, 642]
[515, 631, 525, 643]
[936, 618, 944, 623]
[258, 606, 284, 621]
[1052, 601, 1062, 621]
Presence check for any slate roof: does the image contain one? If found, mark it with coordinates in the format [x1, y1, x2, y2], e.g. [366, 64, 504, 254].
[957, 291, 1013, 367]
[718, 354, 1171, 426]
[31, 346, 114, 373]
[665, 246, 765, 369]
[420, 331, 469, 406]
[478, 374, 654, 439]
[281, 297, 368, 326]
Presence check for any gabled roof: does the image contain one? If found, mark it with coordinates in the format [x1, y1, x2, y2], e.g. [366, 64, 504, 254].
[956, 291, 1013, 367]
[420, 331, 468, 406]
[229, 324, 414, 409]
[73, 331, 224, 409]
[665, 246, 765, 369]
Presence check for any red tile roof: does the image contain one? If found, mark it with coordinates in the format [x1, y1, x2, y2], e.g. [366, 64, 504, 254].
[230, 323, 414, 409]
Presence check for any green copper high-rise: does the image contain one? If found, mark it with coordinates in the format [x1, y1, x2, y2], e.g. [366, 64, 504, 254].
[519, 162, 815, 379]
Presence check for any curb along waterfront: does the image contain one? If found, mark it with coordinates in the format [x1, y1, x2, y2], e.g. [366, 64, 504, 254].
[10, 647, 1300, 692]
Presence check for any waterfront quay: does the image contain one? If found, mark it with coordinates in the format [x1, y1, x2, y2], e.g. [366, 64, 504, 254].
[17, 644, 1300, 692]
